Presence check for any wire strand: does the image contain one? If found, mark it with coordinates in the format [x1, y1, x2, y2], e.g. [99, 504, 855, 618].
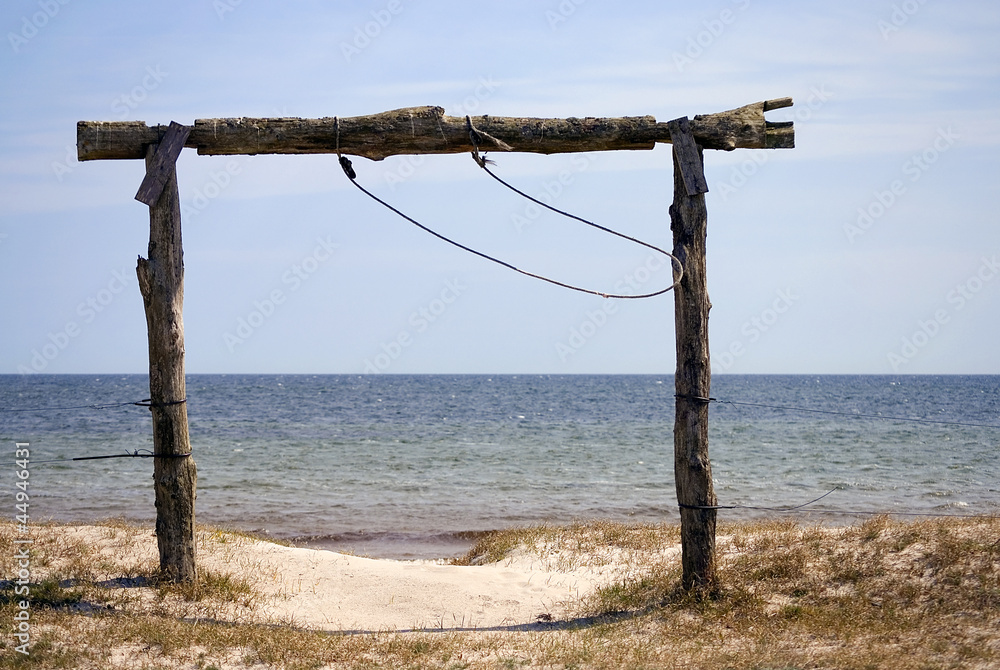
[679, 486, 997, 519]
[334, 135, 682, 299]
[465, 120, 675, 262]
[27, 450, 192, 465]
[680, 486, 841, 512]
[0, 401, 141, 413]
[0, 398, 186, 413]
[778, 508, 999, 519]
[465, 116, 684, 293]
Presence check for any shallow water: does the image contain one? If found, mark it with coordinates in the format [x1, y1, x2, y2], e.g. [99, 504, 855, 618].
[2, 374, 997, 558]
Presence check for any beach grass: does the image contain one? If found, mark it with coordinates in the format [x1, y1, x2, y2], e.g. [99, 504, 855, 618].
[1, 515, 998, 669]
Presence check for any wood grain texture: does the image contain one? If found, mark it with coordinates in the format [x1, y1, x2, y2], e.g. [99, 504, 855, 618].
[670, 132, 717, 591]
[78, 99, 794, 161]
[667, 117, 709, 196]
[134, 122, 190, 206]
[136, 144, 198, 584]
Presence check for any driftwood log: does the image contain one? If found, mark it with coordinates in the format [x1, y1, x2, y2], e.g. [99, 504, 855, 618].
[77, 99, 793, 162]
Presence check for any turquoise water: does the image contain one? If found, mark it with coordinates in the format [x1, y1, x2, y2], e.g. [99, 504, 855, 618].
[2, 374, 998, 558]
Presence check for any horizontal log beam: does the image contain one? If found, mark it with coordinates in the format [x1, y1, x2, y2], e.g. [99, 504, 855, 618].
[77, 98, 793, 162]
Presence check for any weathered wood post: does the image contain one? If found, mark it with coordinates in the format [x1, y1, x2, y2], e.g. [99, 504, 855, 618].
[135, 122, 198, 583]
[668, 117, 717, 590]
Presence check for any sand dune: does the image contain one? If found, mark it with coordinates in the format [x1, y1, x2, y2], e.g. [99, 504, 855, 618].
[38, 523, 670, 632]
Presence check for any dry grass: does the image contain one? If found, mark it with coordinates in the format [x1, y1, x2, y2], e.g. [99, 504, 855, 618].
[1, 515, 998, 669]
[453, 519, 681, 573]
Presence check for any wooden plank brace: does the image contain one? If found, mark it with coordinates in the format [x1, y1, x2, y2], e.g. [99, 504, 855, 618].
[135, 122, 191, 206]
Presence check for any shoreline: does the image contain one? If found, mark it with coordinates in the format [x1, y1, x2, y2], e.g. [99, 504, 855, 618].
[290, 529, 490, 561]
[26, 506, 995, 561]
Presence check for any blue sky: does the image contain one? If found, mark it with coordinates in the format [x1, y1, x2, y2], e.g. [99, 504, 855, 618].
[1, 0, 998, 374]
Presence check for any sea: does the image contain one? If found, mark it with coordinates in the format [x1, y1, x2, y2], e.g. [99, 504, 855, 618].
[1, 374, 998, 559]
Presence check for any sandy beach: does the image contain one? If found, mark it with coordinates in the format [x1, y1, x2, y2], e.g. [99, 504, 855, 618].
[3, 516, 998, 669]
[11, 521, 670, 633]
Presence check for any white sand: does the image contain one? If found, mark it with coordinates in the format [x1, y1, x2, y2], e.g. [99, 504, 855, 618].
[47, 524, 674, 632]
[218, 541, 596, 631]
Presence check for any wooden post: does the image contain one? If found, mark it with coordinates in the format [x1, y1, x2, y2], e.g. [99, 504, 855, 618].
[668, 117, 717, 590]
[135, 126, 198, 583]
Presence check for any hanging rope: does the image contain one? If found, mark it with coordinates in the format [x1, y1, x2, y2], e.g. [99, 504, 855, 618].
[334, 117, 682, 299]
[465, 116, 681, 269]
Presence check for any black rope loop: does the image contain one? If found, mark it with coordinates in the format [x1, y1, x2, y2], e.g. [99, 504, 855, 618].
[134, 398, 187, 409]
[465, 115, 512, 162]
[335, 116, 357, 179]
[675, 393, 715, 404]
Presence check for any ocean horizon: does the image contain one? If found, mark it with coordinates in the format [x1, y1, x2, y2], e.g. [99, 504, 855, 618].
[3, 374, 998, 558]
